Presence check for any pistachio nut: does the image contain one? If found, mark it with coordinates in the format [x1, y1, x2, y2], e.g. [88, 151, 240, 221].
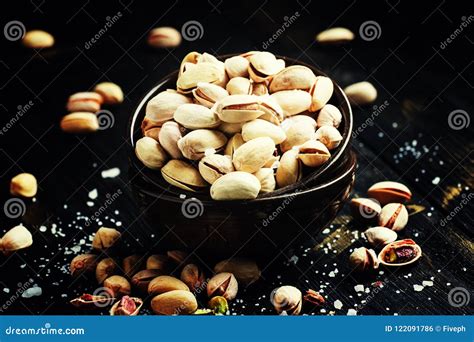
[148, 275, 190, 295]
[22, 30, 55, 49]
[104, 275, 132, 297]
[251, 82, 269, 96]
[248, 51, 284, 82]
[0, 225, 33, 255]
[70, 254, 98, 277]
[254, 168, 276, 193]
[94, 82, 123, 104]
[151, 290, 198, 315]
[315, 27, 355, 44]
[158, 121, 184, 159]
[241, 119, 286, 144]
[317, 104, 342, 128]
[280, 122, 315, 152]
[177, 129, 227, 160]
[270, 90, 312, 116]
[198, 154, 234, 184]
[276, 150, 302, 188]
[281, 115, 317, 131]
[92, 227, 121, 251]
[224, 133, 245, 157]
[349, 198, 382, 221]
[378, 203, 409, 231]
[349, 247, 379, 272]
[96, 258, 117, 284]
[141, 117, 161, 134]
[144, 127, 161, 141]
[269, 65, 316, 93]
[215, 95, 264, 123]
[218, 122, 243, 135]
[146, 254, 170, 272]
[146, 90, 192, 124]
[210, 172, 261, 200]
[258, 96, 284, 124]
[364, 227, 398, 248]
[297, 140, 331, 167]
[161, 159, 208, 192]
[225, 77, 252, 95]
[135, 137, 169, 170]
[214, 258, 261, 286]
[180, 264, 206, 292]
[10, 173, 37, 197]
[167, 250, 190, 266]
[207, 272, 238, 300]
[208, 296, 229, 315]
[60, 112, 99, 133]
[232, 137, 276, 173]
[303, 289, 325, 307]
[315, 125, 343, 150]
[198, 53, 225, 69]
[132, 269, 163, 292]
[147, 27, 182, 48]
[123, 255, 144, 278]
[271, 285, 302, 315]
[224, 56, 249, 78]
[344, 81, 377, 105]
[174, 103, 221, 129]
[110, 296, 143, 316]
[66, 92, 103, 113]
[70, 293, 115, 310]
[378, 239, 422, 267]
[367, 181, 412, 205]
[177, 62, 226, 93]
[309, 76, 334, 112]
[179, 52, 201, 77]
[192, 82, 229, 108]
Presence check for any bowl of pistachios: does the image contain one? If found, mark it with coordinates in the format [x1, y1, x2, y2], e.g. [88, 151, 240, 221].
[128, 51, 355, 259]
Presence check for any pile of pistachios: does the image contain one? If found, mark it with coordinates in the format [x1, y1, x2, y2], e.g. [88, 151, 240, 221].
[136, 51, 345, 200]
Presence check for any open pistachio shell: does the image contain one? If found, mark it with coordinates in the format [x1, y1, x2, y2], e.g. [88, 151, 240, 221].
[110, 296, 143, 316]
[367, 181, 412, 205]
[269, 65, 316, 93]
[177, 62, 225, 93]
[192, 82, 229, 108]
[248, 52, 284, 83]
[378, 239, 422, 267]
[161, 160, 208, 192]
[177, 129, 227, 160]
[198, 154, 234, 184]
[179, 52, 201, 77]
[215, 95, 265, 123]
[297, 140, 331, 167]
[378, 203, 409, 232]
[258, 96, 284, 125]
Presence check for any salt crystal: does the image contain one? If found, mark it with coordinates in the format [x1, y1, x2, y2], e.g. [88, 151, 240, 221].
[334, 300, 343, 309]
[347, 309, 357, 316]
[3, 288, 10, 294]
[39, 226, 47, 232]
[413, 284, 424, 292]
[22, 286, 42, 298]
[88, 189, 98, 199]
[354, 284, 365, 292]
[87, 201, 94, 207]
[432, 177, 440, 185]
[422, 280, 433, 287]
[101, 167, 120, 179]
[328, 271, 336, 278]
[322, 228, 330, 234]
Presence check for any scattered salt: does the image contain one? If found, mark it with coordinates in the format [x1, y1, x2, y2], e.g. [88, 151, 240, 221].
[347, 309, 357, 316]
[413, 284, 424, 292]
[354, 285, 365, 293]
[88, 189, 98, 199]
[422, 280, 434, 287]
[101, 167, 120, 179]
[22, 286, 42, 298]
[334, 300, 343, 310]
[432, 177, 440, 185]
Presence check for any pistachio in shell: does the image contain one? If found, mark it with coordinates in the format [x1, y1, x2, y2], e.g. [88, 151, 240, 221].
[317, 104, 342, 128]
[177, 62, 225, 93]
[92, 227, 121, 251]
[177, 129, 227, 160]
[110, 296, 143, 316]
[349, 247, 379, 272]
[215, 94, 265, 123]
[148, 275, 190, 295]
[364, 227, 398, 248]
[241, 119, 286, 145]
[70, 254, 98, 277]
[132, 269, 163, 292]
[180, 264, 206, 292]
[254, 168, 276, 194]
[280, 121, 315, 152]
[269, 65, 316, 93]
[151, 290, 198, 315]
[192, 82, 229, 108]
[146, 254, 170, 272]
[135, 136, 169, 170]
[225, 77, 252, 95]
[309, 76, 334, 112]
[271, 285, 302, 315]
[103, 275, 131, 297]
[207, 272, 238, 300]
[218, 122, 244, 135]
[145, 89, 192, 124]
[232, 137, 275, 173]
[0, 225, 33, 255]
[224, 133, 245, 157]
[174, 103, 221, 129]
[96, 258, 118, 284]
[214, 258, 261, 286]
[210, 172, 261, 201]
[198, 154, 234, 184]
[315, 125, 343, 150]
[161, 159, 208, 192]
[270, 90, 312, 116]
[378, 203, 409, 232]
[344, 81, 377, 106]
[276, 149, 302, 188]
[123, 255, 144, 278]
[297, 140, 331, 167]
[378, 239, 422, 267]
[224, 56, 249, 79]
[367, 181, 412, 205]
[158, 121, 184, 159]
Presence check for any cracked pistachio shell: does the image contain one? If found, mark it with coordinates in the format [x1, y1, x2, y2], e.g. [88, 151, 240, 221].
[215, 95, 264, 123]
[367, 181, 412, 205]
[179, 52, 201, 77]
[207, 272, 239, 300]
[233, 137, 276, 173]
[378, 239, 422, 267]
[148, 275, 190, 295]
[94, 82, 123, 104]
[258, 96, 284, 125]
[269, 65, 316, 93]
[270, 90, 312, 116]
[280, 122, 315, 152]
[177, 129, 227, 160]
[281, 115, 317, 132]
[309, 76, 334, 112]
[0, 225, 33, 255]
[276, 150, 302, 188]
[60, 112, 99, 133]
[241, 119, 286, 144]
[198, 154, 234, 184]
[10, 173, 37, 197]
[174, 103, 221, 129]
[135, 137, 169, 169]
[151, 290, 197, 315]
[317, 104, 342, 128]
[210, 172, 261, 200]
[146, 90, 192, 124]
[316, 27, 354, 44]
[248, 51, 284, 82]
[158, 121, 184, 159]
[344, 81, 377, 105]
[218, 122, 243, 135]
[225, 77, 252, 95]
[272, 285, 302, 315]
[224, 133, 245, 157]
[251, 83, 269, 96]
[66, 92, 103, 112]
[315, 125, 343, 150]
[192, 82, 229, 108]
[177, 62, 226, 93]
[161, 160, 208, 192]
[349, 247, 379, 272]
[350, 198, 382, 221]
[364, 227, 398, 248]
[224, 56, 249, 78]
[70, 254, 98, 277]
[92, 227, 121, 250]
[254, 168, 276, 193]
[378, 203, 409, 232]
[298, 140, 331, 167]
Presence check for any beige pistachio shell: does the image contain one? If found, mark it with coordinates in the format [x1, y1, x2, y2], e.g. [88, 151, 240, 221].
[0, 225, 33, 255]
[158, 121, 184, 159]
[22, 30, 54, 49]
[60, 112, 99, 133]
[315, 125, 343, 150]
[309, 76, 334, 112]
[94, 82, 124, 104]
[269, 65, 316, 93]
[135, 137, 169, 169]
[224, 133, 245, 157]
[378, 239, 422, 267]
[225, 77, 252, 95]
[298, 140, 331, 167]
[198, 154, 234, 184]
[248, 51, 283, 82]
[10, 173, 37, 197]
[281, 115, 317, 131]
[146, 90, 192, 124]
[280, 122, 315, 152]
[378, 203, 409, 232]
[179, 52, 201, 77]
[317, 104, 342, 128]
[344, 81, 377, 105]
[254, 168, 276, 193]
[92, 227, 121, 250]
[315, 27, 355, 44]
[276, 150, 302, 188]
[272, 285, 302, 315]
[210, 172, 261, 200]
[350, 198, 382, 221]
[148, 275, 190, 295]
[177, 129, 227, 160]
[148, 27, 182, 48]
[364, 227, 398, 248]
[151, 290, 197, 315]
[258, 96, 284, 124]
[270, 90, 312, 116]
[242, 119, 286, 144]
[177, 62, 226, 93]
[192, 82, 229, 108]
[224, 56, 250, 78]
[251, 83, 269, 96]
[218, 122, 243, 135]
[96, 258, 117, 284]
[174, 103, 221, 129]
[233, 137, 276, 173]
[161, 160, 208, 192]
[349, 247, 379, 272]
[367, 181, 412, 205]
[215, 95, 264, 123]
[66, 92, 103, 113]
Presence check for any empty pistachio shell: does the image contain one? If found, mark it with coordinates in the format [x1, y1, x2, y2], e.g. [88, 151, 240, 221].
[10, 173, 37, 197]
[66, 92, 103, 113]
[251, 83, 269, 96]
[218, 122, 243, 135]
[192, 82, 229, 108]
[317, 104, 342, 128]
[367, 181, 412, 205]
[233, 137, 276, 173]
[378, 203, 409, 231]
[92, 227, 121, 250]
[60, 112, 100, 133]
[248, 51, 284, 83]
[0, 225, 33, 255]
[270, 90, 312, 116]
[174, 103, 221, 129]
[269, 65, 316, 93]
[94, 82, 123, 104]
[147, 27, 182, 48]
[225, 77, 252, 95]
[199, 154, 234, 184]
[207, 272, 238, 300]
[224, 133, 245, 157]
[349, 247, 379, 272]
[280, 122, 315, 152]
[210, 172, 261, 200]
[161, 159, 208, 192]
[298, 140, 331, 167]
[214, 258, 261, 286]
[242, 119, 286, 144]
[254, 168, 276, 193]
[350, 198, 382, 221]
[135, 137, 169, 170]
[158, 121, 184, 159]
[22, 30, 54, 49]
[315, 27, 355, 44]
[215, 95, 264, 123]
[177, 62, 226, 93]
[177, 129, 227, 160]
[110, 296, 143, 316]
[151, 290, 197, 315]
[315, 125, 343, 150]
[364, 227, 398, 248]
[276, 150, 302, 188]
[224, 56, 250, 78]
[309, 76, 334, 112]
[146, 90, 192, 124]
[148, 275, 190, 295]
[271, 285, 302, 315]
[344, 81, 377, 105]
[378, 239, 422, 267]
[96, 258, 117, 284]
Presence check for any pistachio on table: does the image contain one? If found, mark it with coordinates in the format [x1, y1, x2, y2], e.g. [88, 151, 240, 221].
[0, 225, 33, 255]
[367, 181, 412, 205]
[10, 173, 37, 197]
[350, 198, 382, 221]
[151, 290, 198, 315]
[207, 272, 238, 300]
[96, 258, 117, 284]
[180, 264, 206, 292]
[148, 275, 190, 295]
[103, 275, 131, 297]
[378, 203, 409, 231]
[364, 227, 398, 248]
[22, 30, 55, 49]
[92, 227, 121, 251]
[378, 239, 422, 267]
[147, 27, 182, 48]
[110, 296, 143, 316]
[271, 285, 302, 315]
[94, 82, 123, 104]
[349, 247, 379, 272]
[132, 269, 163, 292]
